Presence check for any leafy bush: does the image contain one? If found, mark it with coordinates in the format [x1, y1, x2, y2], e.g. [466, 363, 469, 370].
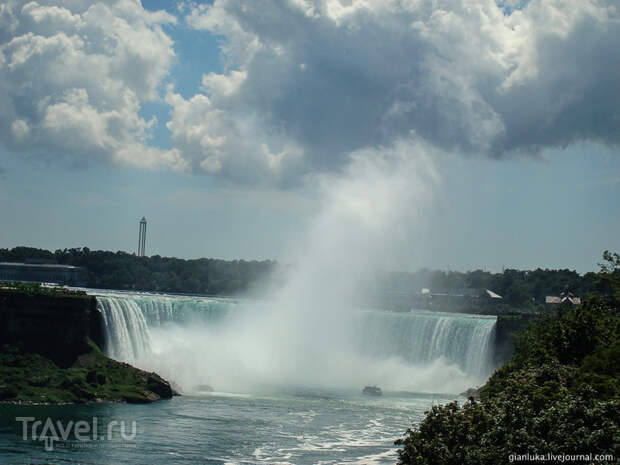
[395, 253, 620, 465]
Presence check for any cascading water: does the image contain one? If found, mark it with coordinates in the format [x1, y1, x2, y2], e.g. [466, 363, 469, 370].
[97, 296, 152, 363]
[355, 310, 496, 378]
[96, 292, 232, 361]
[94, 291, 497, 394]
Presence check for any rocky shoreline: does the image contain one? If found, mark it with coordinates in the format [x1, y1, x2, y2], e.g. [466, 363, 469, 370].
[0, 283, 177, 405]
[0, 340, 177, 404]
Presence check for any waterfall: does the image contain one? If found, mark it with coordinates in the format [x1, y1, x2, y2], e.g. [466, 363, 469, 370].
[96, 293, 233, 362]
[97, 296, 152, 363]
[94, 292, 497, 392]
[355, 310, 496, 377]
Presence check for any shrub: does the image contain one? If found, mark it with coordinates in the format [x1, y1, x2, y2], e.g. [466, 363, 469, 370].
[396, 253, 620, 465]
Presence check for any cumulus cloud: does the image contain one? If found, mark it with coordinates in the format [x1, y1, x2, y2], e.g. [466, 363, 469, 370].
[1, 0, 618, 183]
[168, 0, 619, 183]
[0, 0, 185, 170]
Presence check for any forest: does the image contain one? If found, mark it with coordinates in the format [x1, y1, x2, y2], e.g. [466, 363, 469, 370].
[0, 246, 279, 295]
[0, 246, 604, 307]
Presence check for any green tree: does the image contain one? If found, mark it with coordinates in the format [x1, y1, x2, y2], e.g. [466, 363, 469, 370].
[395, 252, 620, 465]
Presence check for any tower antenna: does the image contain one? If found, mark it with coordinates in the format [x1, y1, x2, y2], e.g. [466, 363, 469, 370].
[138, 217, 147, 257]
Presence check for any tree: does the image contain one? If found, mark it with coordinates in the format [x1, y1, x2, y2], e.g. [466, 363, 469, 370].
[395, 252, 620, 465]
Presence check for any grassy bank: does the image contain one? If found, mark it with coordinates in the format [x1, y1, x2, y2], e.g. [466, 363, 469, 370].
[0, 340, 175, 404]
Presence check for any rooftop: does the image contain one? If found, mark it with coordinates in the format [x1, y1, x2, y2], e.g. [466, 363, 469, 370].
[0, 262, 82, 270]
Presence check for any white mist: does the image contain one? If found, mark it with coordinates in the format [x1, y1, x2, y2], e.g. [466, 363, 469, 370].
[98, 138, 496, 395]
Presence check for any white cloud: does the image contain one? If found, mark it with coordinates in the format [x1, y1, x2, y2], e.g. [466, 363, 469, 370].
[0, 0, 182, 170]
[1, 0, 618, 184]
[165, 83, 305, 184]
[167, 0, 619, 184]
[201, 69, 246, 98]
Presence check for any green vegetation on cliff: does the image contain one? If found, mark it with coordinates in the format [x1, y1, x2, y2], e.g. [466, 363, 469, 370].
[395, 253, 620, 464]
[0, 340, 174, 404]
[0, 281, 86, 298]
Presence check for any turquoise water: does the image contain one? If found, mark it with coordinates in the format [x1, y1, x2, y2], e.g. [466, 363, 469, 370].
[0, 389, 456, 464]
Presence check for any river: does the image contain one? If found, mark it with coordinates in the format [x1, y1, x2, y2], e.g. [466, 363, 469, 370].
[0, 290, 497, 464]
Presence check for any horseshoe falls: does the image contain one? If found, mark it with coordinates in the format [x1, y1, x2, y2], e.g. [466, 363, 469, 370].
[94, 291, 496, 395]
[3, 289, 499, 465]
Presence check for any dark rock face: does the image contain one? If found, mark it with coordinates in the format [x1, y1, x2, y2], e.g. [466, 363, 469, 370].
[0, 287, 177, 404]
[88, 304, 105, 352]
[493, 314, 539, 366]
[146, 374, 175, 399]
[0, 288, 103, 367]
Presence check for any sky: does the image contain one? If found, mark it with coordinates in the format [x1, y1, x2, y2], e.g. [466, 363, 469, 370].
[0, 0, 619, 273]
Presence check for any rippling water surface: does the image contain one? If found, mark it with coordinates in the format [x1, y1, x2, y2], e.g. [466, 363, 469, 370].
[0, 389, 457, 464]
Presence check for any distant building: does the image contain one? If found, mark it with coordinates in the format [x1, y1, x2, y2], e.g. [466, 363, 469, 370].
[429, 288, 480, 297]
[0, 262, 86, 286]
[414, 287, 503, 312]
[485, 289, 503, 299]
[545, 290, 581, 305]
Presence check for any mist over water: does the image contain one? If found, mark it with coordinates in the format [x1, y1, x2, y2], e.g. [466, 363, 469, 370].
[96, 140, 496, 395]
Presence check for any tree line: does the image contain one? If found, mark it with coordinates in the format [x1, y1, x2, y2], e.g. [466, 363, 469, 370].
[0, 246, 278, 295]
[0, 246, 606, 304]
[377, 266, 601, 308]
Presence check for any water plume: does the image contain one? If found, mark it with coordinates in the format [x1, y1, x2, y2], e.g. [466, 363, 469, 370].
[96, 138, 497, 394]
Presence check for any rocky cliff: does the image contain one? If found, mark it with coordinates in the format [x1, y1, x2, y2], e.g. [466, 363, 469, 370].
[0, 284, 175, 404]
[493, 313, 539, 366]
[0, 285, 104, 367]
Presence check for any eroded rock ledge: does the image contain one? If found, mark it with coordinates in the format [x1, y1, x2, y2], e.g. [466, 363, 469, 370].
[0, 284, 177, 404]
